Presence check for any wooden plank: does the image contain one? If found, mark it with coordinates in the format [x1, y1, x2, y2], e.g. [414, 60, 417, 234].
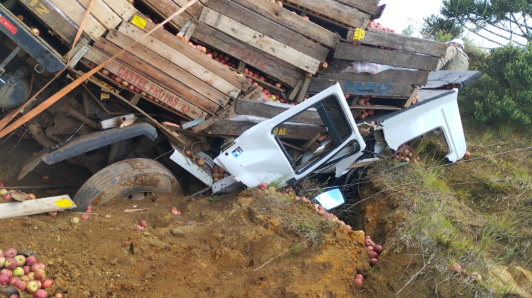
[48, 0, 106, 40]
[136, 18, 251, 92]
[296, 77, 312, 103]
[404, 86, 421, 108]
[140, 0, 191, 28]
[334, 43, 440, 71]
[230, 0, 340, 49]
[350, 105, 401, 111]
[18, 0, 81, 45]
[93, 39, 220, 115]
[192, 21, 303, 87]
[309, 78, 415, 98]
[172, 0, 205, 19]
[242, 88, 262, 101]
[117, 23, 240, 100]
[333, 0, 380, 15]
[209, 120, 325, 140]
[199, 7, 321, 73]
[347, 28, 448, 57]
[0, 195, 76, 219]
[235, 100, 323, 125]
[289, 80, 303, 101]
[102, 0, 136, 20]
[205, 0, 329, 61]
[84, 47, 208, 119]
[75, 0, 121, 30]
[320, 70, 429, 85]
[285, 0, 370, 28]
[106, 30, 231, 106]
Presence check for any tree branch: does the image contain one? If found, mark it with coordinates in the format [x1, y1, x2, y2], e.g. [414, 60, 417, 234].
[461, 22, 504, 46]
[511, 13, 530, 41]
[475, 23, 526, 45]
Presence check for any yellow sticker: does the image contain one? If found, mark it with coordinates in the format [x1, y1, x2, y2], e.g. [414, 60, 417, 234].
[132, 15, 147, 29]
[353, 28, 366, 41]
[100, 93, 110, 100]
[55, 199, 72, 208]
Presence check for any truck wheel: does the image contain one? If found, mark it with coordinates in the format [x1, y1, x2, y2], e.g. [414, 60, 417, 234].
[73, 158, 181, 211]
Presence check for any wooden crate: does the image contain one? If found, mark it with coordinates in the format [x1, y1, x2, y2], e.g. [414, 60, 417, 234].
[138, 0, 200, 29]
[198, 3, 327, 74]
[308, 78, 417, 98]
[83, 47, 209, 119]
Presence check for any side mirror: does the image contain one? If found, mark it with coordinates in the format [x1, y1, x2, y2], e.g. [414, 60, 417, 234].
[314, 188, 345, 210]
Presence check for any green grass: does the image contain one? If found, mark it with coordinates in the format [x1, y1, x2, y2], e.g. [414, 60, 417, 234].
[367, 121, 532, 296]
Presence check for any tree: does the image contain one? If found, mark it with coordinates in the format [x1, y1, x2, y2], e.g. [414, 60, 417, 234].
[421, 14, 463, 39]
[460, 45, 532, 125]
[440, 0, 530, 45]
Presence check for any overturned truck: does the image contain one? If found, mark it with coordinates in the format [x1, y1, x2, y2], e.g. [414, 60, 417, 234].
[0, 0, 480, 210]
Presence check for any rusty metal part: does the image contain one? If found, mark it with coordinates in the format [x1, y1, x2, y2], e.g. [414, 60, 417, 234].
[73, 158, 181, 212]
[27, 121, 56, 148]
[67, 108, 99, 129]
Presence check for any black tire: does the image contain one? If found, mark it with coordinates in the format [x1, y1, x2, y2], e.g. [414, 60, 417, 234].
[73, 158, 181, 211]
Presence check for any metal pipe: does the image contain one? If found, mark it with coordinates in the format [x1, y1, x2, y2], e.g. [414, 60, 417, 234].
[67, 108, 98, 129]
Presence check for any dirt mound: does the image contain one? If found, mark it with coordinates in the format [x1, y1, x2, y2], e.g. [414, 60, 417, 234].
[0, 191, 370, 298]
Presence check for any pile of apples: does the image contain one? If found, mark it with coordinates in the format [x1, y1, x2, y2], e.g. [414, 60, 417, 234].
[356, 97, 374, 120]
[395, 144, 421, 163]
[210, 165, 228, 183]
[0, 248, 58, 298]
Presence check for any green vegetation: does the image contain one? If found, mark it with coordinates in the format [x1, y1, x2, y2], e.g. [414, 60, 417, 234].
[460, 44, 532, 125]
[368, 122, 532, 296]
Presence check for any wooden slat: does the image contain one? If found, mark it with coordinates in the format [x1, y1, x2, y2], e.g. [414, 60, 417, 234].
[118, 22, 240, 99]
[404, 86, 421, 108]
[106, 30, 231, 106]
[309, 78, 415, 98]
[319, 71, 429, 85]
[136, 17, 251, 91]
[0, 195, 76, 219]
[199, 7, 321, 73]
[209, 120, 326, 140]
[285, 0, 370, 28]
[350, 105, 401, 111]
[101, 0, 136, 20]
[84, 47, 208, 119]
[205, 0, 329, 61]
[235, 100, 323, 125]
[334, 43, 440, 71]
[230, 0, 340, 48]
[18, 0, 82, 45]
[333, 0, 380, 15]
[192, 21, 303, 87]
[48, 0, 106, 40]
[94, 39, 219, 115]
[347, 28, 448, 57]
[173, 0, 205, 19]
[75, 0, 121, 30]
[140, 0, 191, 28]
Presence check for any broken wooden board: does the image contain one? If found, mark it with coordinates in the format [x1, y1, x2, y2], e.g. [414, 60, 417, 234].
[309, 78, 415, 98]
[346, 28, 448, 57]
[230, 0, 340, 48]
[172, 0, 205, 19]
[191, 21, 304, 87]
[283, 0, 370, 28]
[199, 7, 321, 73]
[235, 100, 323, 125]
[0, 195, 76, 220]
[17, 0, 84, 45]
[106, 30, 231, 107]
[204, 0, 329, 61]
[75, 0, 121, 30]
[133, 16, 252, 92]
[101, 0, 136, 20]
[208, 120, 326, 140]
[93, 39, 220, 115]
[334, 43, 440, 71]
[48, 0, 106, 40]
[319, 70, 430, 85]
[84, 47, 208, 119]
[117, 22, 240, 99]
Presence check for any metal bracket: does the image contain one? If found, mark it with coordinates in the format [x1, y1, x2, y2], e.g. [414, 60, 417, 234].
[182, 118, 206, 130]
[68, 45, 90, 68]
[34, 64, 45, 74]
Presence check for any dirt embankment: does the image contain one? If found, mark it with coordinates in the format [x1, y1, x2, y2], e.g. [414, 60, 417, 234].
[0, 191, 374, 298]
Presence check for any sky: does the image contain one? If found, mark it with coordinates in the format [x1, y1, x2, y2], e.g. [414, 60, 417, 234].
[376, 0, 527, 49]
